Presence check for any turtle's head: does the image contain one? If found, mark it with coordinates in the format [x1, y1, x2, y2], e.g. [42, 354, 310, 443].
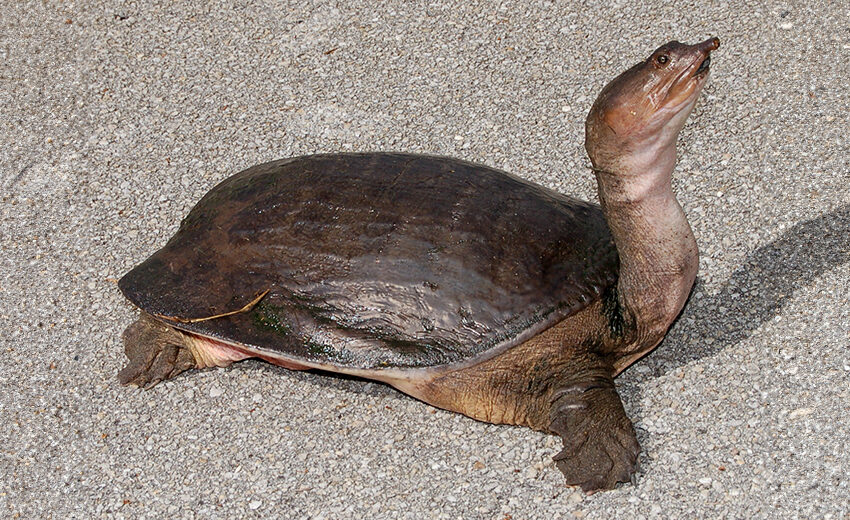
[585, 37, 719, 183]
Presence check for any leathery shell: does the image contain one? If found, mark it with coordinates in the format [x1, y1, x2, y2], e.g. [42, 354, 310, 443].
[119, 153, 618, 369]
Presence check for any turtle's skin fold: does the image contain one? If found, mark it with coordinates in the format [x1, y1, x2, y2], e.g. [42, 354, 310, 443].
[117, 37, 720, 493]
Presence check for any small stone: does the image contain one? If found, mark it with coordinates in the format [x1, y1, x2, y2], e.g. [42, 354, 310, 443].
[788, 407, 814, 419]
[249, 500, 262, 510]
[209, 387, 224, 398]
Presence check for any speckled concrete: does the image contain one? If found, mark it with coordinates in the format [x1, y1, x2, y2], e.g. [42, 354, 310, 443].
[1, 1, 848, 518]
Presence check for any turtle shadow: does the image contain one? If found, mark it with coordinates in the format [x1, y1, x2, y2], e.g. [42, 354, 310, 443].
[643, 203, 850, 379]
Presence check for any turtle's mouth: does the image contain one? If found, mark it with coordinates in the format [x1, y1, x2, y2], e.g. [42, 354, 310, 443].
[694, 55, 711, 76]
[693, 37, 719, 77]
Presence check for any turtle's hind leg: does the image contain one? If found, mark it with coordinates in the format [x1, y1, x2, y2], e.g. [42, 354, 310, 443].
[118, 314, 196, 388]
[548, 366, 640, 493]
[118, 313, 250, 389]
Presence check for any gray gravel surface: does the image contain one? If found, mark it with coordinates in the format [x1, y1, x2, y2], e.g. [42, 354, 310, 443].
[2, 1, 848, 518]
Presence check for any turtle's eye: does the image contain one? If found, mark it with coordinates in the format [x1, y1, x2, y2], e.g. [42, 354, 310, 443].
[655, 54, 670, 66]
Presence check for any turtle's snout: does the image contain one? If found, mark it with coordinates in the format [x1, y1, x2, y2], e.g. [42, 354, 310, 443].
[694, 37, 719, 76]
[701, 36, 720, 52]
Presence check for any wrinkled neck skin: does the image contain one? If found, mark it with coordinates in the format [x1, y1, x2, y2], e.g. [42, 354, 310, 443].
[594, 105, 699, 370]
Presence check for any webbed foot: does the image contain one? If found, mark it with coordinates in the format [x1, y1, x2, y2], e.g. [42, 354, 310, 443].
[118, 315, 196, 389]
[549, 374, 640, 492]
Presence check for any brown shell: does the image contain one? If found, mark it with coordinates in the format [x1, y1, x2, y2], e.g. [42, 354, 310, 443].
[119, 153, 618, 369]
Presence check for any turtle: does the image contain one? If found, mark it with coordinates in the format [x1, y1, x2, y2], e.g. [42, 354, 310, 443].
[117, 37, 720, 492]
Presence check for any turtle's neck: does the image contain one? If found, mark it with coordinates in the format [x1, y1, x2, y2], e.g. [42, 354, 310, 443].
[594, 146, 698, 367]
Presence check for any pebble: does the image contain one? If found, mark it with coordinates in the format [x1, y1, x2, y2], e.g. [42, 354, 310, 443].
[788, 407, 814, 419]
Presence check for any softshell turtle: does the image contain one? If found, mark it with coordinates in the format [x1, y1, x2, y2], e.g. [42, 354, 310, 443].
[118, 38, 720, 492]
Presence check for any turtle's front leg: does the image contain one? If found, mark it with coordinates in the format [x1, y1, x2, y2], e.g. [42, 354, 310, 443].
[548, 366, 640, 492]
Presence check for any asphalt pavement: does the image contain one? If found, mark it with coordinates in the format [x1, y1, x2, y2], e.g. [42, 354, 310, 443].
[1, 1, 848, 518]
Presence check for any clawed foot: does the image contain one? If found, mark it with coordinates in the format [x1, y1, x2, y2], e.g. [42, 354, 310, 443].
[549, 378, 640, 492]
[118, 316, 196, 389]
